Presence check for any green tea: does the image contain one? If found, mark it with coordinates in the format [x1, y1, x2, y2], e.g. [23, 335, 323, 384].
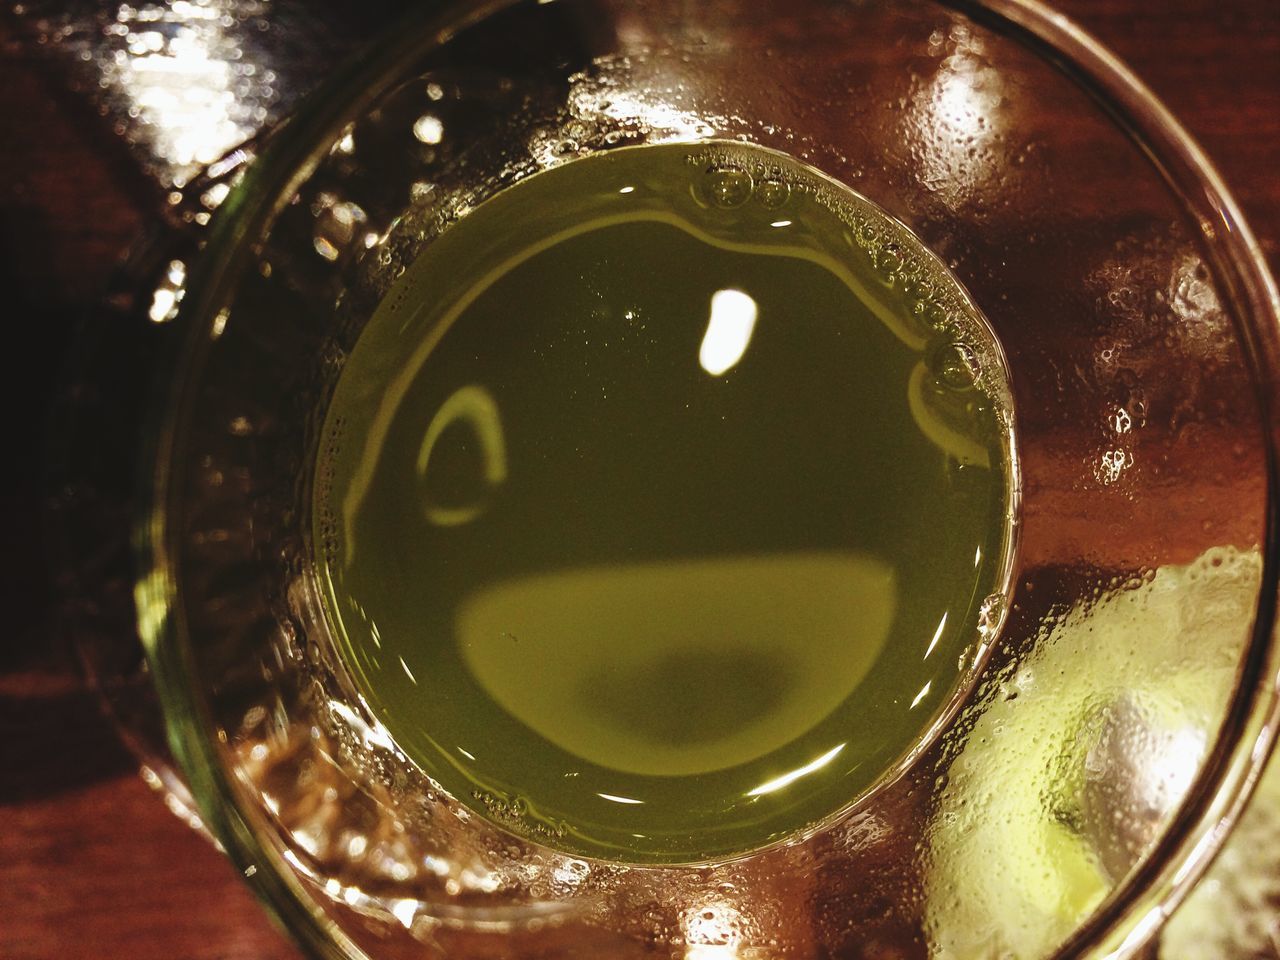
[313, 141, 1016, 863]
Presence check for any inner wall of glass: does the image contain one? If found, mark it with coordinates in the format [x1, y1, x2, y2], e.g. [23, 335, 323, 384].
[169, 0, 1267, 956]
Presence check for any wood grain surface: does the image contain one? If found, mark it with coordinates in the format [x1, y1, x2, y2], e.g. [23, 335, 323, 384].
[1, 2, 1277, 958]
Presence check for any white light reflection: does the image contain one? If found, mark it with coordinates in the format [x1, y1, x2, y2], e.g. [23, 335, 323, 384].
[925, 611, 948, 659]
[399, 657, 418, 685]
[596, 93, 716, 142]
[746, 743, 845, 797]
[559, 72, 718, 161]
[699, 289, 758, 376]
[935, 64, 991, 142]
[1095, 447, 1134, 485]
[618, 185, 636, 194]
[907, 31, 1004, 206]
[686, 945, 740, 960]
[682, 899, 743, 958]
[911, 681, 933, 710]
[769, 219, 792, 228]
[597, 792, 645, 805]
[149, 286, 177, 323]
[109, 0, 267, 178]
[148, 259, 187, 323]
[1168, 252, 1220, 327]
[326, 699, 397, 752]
[391, 898, 418, 929]
[413, 114, 444, 145]
[1137, 726, 1206, 813]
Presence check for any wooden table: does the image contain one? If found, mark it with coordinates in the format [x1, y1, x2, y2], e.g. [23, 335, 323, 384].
[2, 2, 1277, 957]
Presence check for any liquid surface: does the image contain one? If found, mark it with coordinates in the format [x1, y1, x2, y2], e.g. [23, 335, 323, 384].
[314, 141, 1017, 863]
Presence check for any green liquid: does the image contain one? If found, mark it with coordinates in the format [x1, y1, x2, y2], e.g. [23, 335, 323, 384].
[314, 141, 1016, 863]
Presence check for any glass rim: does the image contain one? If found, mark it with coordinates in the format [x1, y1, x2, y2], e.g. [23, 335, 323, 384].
[132, 1, 1280, 958]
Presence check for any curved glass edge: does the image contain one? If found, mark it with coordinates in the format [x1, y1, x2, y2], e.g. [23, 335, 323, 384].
[941, 1, 1280, 958]
[132, 2, 536, 957]
[131, 0, 1280, 958]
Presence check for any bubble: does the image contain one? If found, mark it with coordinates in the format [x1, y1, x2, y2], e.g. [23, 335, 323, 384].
[903, 275, 936, 303]
[874, 248, 903, 285]
[929, 340, 981, 391]
[914, 298, 949, 330]
[705, 168, 753, 208]
[755, 177, 791, 209]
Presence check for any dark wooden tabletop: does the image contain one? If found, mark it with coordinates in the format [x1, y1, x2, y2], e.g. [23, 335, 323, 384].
[2, 2, 1277, 958]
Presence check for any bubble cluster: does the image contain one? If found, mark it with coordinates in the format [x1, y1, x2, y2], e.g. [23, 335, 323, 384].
[472, 789, 566, 842]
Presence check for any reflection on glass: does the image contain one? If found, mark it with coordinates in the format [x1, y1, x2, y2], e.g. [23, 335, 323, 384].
[683, 899, 744, 957]
[746, 743, 846, 797]
[926, 546, 1257, 958]
[925, 611, 948, 659]
[907, 29, 1004, 206]
[910, 681, 933, 710]
[597, 792, 645, 805]
[416, 383, 508, 527]
[412, 114, 444, 145]
[107, 0, 265, 177]
[699, 289, 759, 376]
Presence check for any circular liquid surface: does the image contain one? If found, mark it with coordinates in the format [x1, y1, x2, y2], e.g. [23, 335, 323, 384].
[314, 141, 1017, 863]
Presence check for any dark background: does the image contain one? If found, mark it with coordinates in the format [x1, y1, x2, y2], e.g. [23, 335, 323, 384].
[1, 1, 1277, 957]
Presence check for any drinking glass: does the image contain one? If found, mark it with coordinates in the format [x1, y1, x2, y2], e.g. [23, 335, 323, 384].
[50, 0, 1280, 957]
